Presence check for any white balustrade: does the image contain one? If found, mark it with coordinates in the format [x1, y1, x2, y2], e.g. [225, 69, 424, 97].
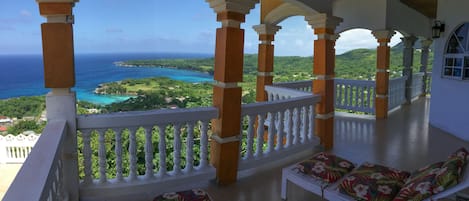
[76, 107, 217, 200]
[265, 85, 312, 101]
[426, 72, 432, 94]
[0, 133, 39, 164]
[3, 121, 67, 201]
[272, 80, 312, 92]
[411, 72, 425, 98]
[335, 79, 376, 114]
[239, 92, 321, 171]
[388, 76, 407, 110]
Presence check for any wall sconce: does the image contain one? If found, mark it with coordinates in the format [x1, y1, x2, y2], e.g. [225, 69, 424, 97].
[432, 20, 445, 38]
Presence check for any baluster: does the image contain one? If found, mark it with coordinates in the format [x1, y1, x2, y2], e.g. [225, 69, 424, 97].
[98, 129, 107, 184]
[337, 84, 342, 107]
[128, 127, 138, 181]
[185, 122, 195, 173]
[82, 130, 93, 185]
[157, 124, 167, 177]
[361, 86, 366, 109]
[308, 105, 315, 141]
[276, 111, 284, 150]
[255, 114, 265, 157]
[144, 126, 154, 179]
[285, 109, 293, 148]
[355, 86, 360, 109]
[267, 112, 275, 153]
[293, 107, 300, 145]
[114, 129, 124, 182]
[199, 121, 209, 169]
[301, 106, 308, 143]
[245, 115, 255, 159]
[173, 124, 182, 175]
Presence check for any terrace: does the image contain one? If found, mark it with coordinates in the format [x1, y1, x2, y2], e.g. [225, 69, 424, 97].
[3, 0, 469, 201]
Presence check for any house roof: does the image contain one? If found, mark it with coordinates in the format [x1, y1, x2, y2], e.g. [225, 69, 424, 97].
[400, 0, 437, 18]
[0, 126, 7, 132]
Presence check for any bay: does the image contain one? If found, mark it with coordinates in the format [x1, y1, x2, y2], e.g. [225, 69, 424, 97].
[0, 53, 213, 105]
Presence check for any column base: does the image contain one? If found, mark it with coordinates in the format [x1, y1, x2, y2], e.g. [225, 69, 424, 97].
[375, 97, 388, 119]
[210, 140, 240, 185]
[315, 117, 334, 150]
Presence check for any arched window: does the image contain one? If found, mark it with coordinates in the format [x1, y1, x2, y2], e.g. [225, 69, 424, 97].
[444, 23, 469, 80]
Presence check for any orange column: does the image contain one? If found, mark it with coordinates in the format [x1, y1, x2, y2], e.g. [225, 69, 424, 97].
[206, 0, 256, 185]
[372, 30, 395, 119]
[307, 14, 342, 150]
[253, 24, 281, 102]
[37, 1, 79, 200]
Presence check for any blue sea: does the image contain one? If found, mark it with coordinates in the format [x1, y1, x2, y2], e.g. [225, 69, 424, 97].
[0, 53, 213, 105]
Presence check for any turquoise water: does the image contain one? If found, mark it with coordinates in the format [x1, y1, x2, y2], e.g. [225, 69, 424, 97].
[0, 53, 213, 105]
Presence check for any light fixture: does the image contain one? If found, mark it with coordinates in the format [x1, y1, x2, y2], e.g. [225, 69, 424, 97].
[432, 20, 445, 38]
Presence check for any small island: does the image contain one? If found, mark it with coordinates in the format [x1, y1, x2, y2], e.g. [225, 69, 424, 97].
[114, 58, 215, 75]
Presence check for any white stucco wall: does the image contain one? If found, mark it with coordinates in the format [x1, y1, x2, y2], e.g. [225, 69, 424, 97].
[386, 0, 431, 38]
[333, 0, 387, 33]
[429, 0, 469, 141]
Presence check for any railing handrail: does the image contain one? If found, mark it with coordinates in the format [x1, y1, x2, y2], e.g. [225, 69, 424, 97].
[242, 94, 321, 116]
[265, 85, 312, 98]
[271, 80, 311, 88]
[335, 78, 375, 86]
[77, 106, 218, 129]
[3, 120, 67, 201]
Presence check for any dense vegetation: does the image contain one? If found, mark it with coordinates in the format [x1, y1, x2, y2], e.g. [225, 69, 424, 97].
[0, 96, 45, 119]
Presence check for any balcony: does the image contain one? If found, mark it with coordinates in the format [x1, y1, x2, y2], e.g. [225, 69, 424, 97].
[6, 73, 467, 201]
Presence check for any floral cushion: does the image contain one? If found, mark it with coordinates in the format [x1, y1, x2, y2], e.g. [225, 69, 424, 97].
[434, 148, 469, 192]
[153, 189, 211, 201]
[339, 163, 410, 201]
[296, 152, 355, 184]
[393, 161, 444, 201]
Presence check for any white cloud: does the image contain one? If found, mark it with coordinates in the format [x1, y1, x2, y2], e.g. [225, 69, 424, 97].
[19, 10, 32, 17]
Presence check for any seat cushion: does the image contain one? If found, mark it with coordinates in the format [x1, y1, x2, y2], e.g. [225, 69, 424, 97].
[434, 147, 468, 192]
[339, 163, 410, 201]
[153, 189, 211, 201]
[296, 152, 355, 184]
[393, 161, 444, 201]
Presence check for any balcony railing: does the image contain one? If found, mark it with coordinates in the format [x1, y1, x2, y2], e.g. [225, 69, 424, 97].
[3, 120, 68, 201]
[388, 76, 407, 111]
[0, 134, 39, 164]
[240, 88, 320, 170]
[335, 79, 376, 114]
[269, 73, 431, 115]
[411, 72, 425, 99]
[76, 107, 217, 200]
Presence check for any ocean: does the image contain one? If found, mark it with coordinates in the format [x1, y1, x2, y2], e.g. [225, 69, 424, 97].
[0, 53, 213, 105]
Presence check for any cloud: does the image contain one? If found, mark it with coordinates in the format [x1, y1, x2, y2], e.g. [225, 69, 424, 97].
[105, 28, 123, 33]
[20, 10, 32, 17]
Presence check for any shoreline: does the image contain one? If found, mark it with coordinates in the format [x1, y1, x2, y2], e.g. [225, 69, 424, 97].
[113, 61, 214, 75]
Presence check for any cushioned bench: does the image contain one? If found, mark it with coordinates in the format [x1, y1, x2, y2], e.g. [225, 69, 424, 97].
[153, 189, 212, 201]
[282, 147, 469, 201]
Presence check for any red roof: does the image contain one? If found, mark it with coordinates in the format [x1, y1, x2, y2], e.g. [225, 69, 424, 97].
[0, 126, 7, 132]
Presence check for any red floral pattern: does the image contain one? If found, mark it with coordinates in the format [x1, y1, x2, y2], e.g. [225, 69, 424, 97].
[296, 152, 355, 184]
[393, 161, 443, 201]
[339, 163, 410, 201]
[153, 189, 211, 201]
[434, 147, 468, 192]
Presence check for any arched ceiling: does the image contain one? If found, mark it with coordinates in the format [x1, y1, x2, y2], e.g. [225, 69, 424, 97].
[263, 3, 313, 25]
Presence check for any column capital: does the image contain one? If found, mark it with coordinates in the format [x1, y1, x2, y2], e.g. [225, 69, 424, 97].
[372, 30, 395, 41]
[253, 24, 281, 36]
[420, 38, 433, 49]
[206, 0, 258, 15]
[305, 14, 343, 30]
[401, 35, 418, 48]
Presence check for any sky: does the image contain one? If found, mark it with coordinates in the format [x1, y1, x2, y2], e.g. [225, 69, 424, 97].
[0, 1, 403, 56]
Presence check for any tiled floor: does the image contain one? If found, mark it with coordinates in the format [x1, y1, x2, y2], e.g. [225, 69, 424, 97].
[206, 97, 469, 201]
[0, 164, 22, 200]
